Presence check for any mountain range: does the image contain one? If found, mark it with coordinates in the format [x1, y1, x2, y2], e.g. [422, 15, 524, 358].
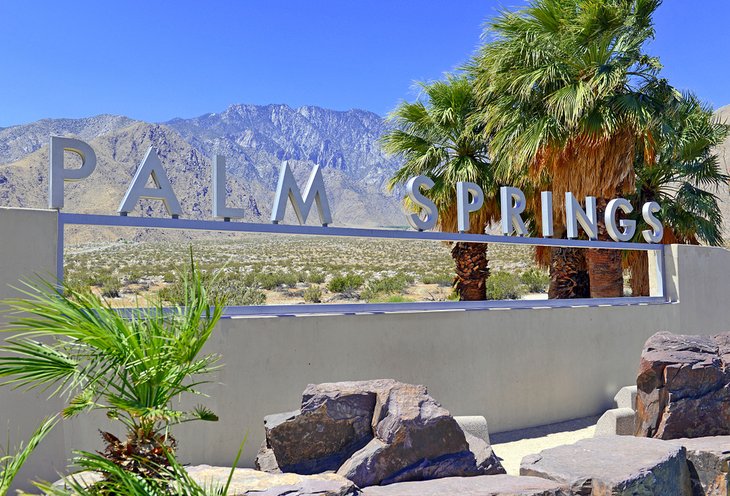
[1, 103, 730, 243]
[0, 104, 407, 243]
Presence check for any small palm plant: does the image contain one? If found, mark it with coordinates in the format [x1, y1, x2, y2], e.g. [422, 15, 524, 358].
[0, 416, 58, 495]
[0, 255, 224, 480]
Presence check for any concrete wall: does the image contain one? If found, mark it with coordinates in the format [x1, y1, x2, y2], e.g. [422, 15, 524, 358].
[0, 208, 67, 489]
[1, 207, 729, 489]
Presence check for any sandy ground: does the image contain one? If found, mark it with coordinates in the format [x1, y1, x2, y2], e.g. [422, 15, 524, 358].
[490, 416, 600, 475]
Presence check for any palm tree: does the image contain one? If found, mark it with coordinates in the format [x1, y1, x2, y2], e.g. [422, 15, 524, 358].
[382, 75, 499, 300]
[627, 92, 729, 295]
[0, 255, 223, 480]
[470, 0, 672, 297]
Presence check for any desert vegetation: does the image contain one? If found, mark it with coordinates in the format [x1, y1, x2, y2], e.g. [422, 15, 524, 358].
[63, 233, 558, 307]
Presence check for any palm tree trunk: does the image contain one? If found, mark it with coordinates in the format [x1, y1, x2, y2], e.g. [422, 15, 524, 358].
[629, 250, 650, 296]
[548, 247, 590, 299]
[585, 198, 624, 298]
[451, 242, 489, 301]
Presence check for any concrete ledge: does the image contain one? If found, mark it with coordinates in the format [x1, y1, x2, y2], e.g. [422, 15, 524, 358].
[454, 416, 490, 444]
[595, 408, 636, 437]
[614, 385, 637, 410]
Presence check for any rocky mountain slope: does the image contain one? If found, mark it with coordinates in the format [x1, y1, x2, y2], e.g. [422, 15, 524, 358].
[2, 103, 729, 243]
[0, 104, 406, 240]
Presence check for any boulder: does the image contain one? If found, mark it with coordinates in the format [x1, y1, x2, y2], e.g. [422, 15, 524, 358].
[255, 442, 282, 473]
[360, 474, 566, 495]
[337, 382, 504, 486]
[671, 436, 730, 496]
[186, 466, 359, 496]
[635, 332, 730, 439]
[257, 380, 505, 488]
[520, 436, 691, 495]
[261, 380, 396, 474]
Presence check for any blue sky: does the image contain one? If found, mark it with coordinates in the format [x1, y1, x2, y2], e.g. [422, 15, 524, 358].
[0, 0, 728, 127]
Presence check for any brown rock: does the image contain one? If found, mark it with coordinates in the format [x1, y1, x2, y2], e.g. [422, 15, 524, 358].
[635, 332, 730, 439]
[262, 380, 394, 474]
[337, 382, 504, 487]
[360, 474, 566, 495]
[520, 436, 691, 495]
[671, 436, 730, 496]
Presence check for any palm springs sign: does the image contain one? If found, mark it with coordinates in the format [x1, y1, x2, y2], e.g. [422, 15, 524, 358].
[49, 136, 663, 244]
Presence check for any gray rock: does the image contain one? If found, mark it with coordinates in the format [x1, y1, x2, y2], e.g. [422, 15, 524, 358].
[337, 382, 505, 487]
[262, 380, 391, 474]
[360, 474, 566, 495]
[671, 436, 730, 496]
[185, 466, 359, 496]
[255, 441, 282, 473]
[464, 431, 505, 475]
[520, 436, 691, 495]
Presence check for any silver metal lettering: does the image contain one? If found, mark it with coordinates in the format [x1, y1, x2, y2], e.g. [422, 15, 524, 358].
[405, 175, 438, 231]
[565, 192, 597, 240]
[118, 147, 182, 217]
[641, 201, 663, 243]
[500, 186, 528, 236]
[271, 162, 332, 226]
[456, 181, 484, 233]
[605, 198, 636, 242]
[49, 136, 97, 209]
[212, 155, 245, 220]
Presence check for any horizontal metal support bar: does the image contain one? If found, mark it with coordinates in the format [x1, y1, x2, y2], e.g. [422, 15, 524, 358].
[221, 297, 669, 318]
[59, 213, 662, 251]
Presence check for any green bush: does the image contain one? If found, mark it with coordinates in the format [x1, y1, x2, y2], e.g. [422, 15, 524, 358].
[361, 273, 413, 301]
[521, 268, 549, 293]
[485, 271, 524, 300]
[160, 272, 266, 306]
[303, 285, 323, 303]
[328, 273, 364, 293]
[305, 271, 326, 284]
[422, 273, 454, 286]
[254, 272, 298, 290]
[369, 294, 414, 303]
[99, 276, 121, 298]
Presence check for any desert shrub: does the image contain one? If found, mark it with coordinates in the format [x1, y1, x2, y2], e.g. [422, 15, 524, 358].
[305, 271, 326, 284]
[160, 272, 266, 306]
[369, 294, 414, 303]
[486, 271, 524, 300]
[421, 273, 454, 286]
[328, 274, 364, 293]
[521, 268, 549, 293]
[361, 273, 412, 301]
[229, 286, 266, 306]
[125, 269, 144, 285]
[303, 285, 323, 303]
[254, 272, 298, 290]
[99, 276, 121, 298]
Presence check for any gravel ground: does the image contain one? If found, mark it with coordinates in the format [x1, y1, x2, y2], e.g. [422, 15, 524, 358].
[491, 416, 600, 475]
